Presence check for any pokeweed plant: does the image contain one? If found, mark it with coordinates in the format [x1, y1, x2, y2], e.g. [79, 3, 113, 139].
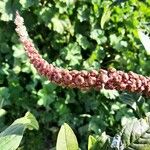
[13, 11, 150, 150]
[0, 0, 150, 149]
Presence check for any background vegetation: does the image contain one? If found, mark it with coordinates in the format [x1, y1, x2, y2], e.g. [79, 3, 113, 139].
[0, 0, 150, 149]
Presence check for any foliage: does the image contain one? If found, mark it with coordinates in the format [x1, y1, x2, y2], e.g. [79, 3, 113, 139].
[0, 0, 150, 149]
[57, 119, 150, 149]
[0, 112, 38, 150]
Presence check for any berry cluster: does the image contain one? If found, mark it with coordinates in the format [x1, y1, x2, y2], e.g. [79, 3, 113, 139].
[15, 12, 150, 96]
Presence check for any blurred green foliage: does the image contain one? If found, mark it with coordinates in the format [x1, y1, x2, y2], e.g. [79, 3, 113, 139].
[0, 0, 150, 149]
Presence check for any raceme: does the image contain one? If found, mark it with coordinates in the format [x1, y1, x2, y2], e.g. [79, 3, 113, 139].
[15, 12, 150, 96]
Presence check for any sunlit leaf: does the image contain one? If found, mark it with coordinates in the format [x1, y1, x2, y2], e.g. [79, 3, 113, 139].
[100, 89, 119, 99]
[56, 123, 79, 150]
[90, 29, 107, 44]
[89, 132, 111, 150]
[77, 5, 89, 22]
[76, 34, 91, 50]
[138, 29, 150, 55]
[88, 135, 105, 150]
[12, 44, 26, 59]
[88, 135, 97, 150]
[101, 7, 112, 29]
[19, 0, 39, 8]
[51, 15, 73, 34]
[0, 0, 20, 21]
[0, 109, 6, 117]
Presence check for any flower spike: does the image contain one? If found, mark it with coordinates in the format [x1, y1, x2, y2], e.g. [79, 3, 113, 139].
[14, 11, 150, 96]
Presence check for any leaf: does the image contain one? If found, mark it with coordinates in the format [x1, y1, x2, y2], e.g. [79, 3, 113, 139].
[121, 116, 150, 149]
[119, 92, 145, 111]
[34, 7, 56, 24]
[100, 88, 119, 99]
[52, 17, 65, 34]
[22, 112, 39, 130]
[119, 92, 137, 110]
[0, 43, 10, 54]
[19, 0, 39, 9]
[37, 82, 56, 107]
[90, 29, 107, 44]
[138, 29, 150, 55]
[88, 135, 97, 150]
[77, 5, 90, 22]
[60, 43, 82, 67]
[51, 15, 73, 34]
[109, 34, 124, 51]
[0, 109, 7, 117]
[88, 133, 111, 150]
[76, 34, 91, 50]
[88, 135, 103, 150]
[101, 7, 112, 29]
[0, 0, 21, 21]
[0, 87, 10, 108]
[0, 112, 39, 150]
[56, 123, 79, 150]
[12, 44, 26, 60]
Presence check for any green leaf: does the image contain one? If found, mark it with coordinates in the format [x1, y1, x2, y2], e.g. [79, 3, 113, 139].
[122, 116, 150, 149]
[0, 87, 10, 108]
[119, 92, 145, 113]
[51, 15, 73, 34]
[52, 17, 65, 34]
[77, 5, 90, 22]
[99, 132, 111, 150]
[37, 82, 56, 107]
[88, 133, 111, 150]
[60, 43, 82, 67]
[119, 92, 137, 110]
[0, 109, 7, 117]
[90, 29, 107, 44]
[76, 34, 91, 50]
[34, 6, 56, 24]
[19, 0, 39, 9]
[0, 0, 20, 21]
[100, 88, 119, 99]
[138, 29, 150, 55]
[0, 43, 10, 54]
[22, 112, 39, 130]
[0, 112, 39, 150]
[56, 123, 79, 150]
[101, 7, 112, 29]
[109, 34, 125, 51]
[88, 135, 97, 150]
[12, 44, 26, 60]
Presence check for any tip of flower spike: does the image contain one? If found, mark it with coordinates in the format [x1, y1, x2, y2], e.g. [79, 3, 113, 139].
[15, 11, 20, 21]
[14, 11, 24, 26]
[16, 11, 19, 16]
